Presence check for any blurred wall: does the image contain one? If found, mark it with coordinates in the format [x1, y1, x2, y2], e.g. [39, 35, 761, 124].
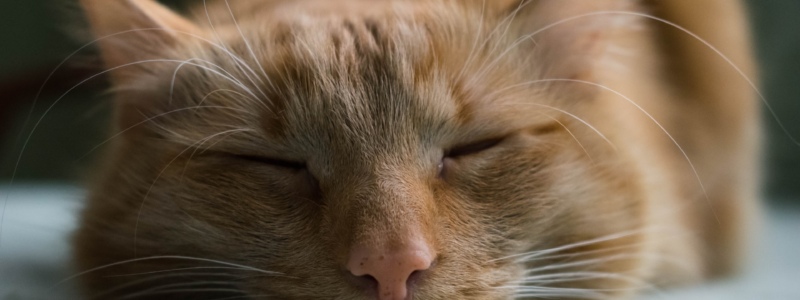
[1, 1, 798, 200]
[747, 1, 800, 199]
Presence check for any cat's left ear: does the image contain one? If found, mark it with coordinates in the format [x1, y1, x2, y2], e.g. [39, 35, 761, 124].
[81, 0, 203, 73]
[501, 0, 633, 84]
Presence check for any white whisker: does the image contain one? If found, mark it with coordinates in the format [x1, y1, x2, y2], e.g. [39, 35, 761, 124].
[195, 89, 266, 115]
[133, 128, 254, 255]
[78, 105, 254, 161]
[543, 115, 596, 164]
[210, 294, 275, 300]
[540, 78, 714, 221]
[607, 10, 798, 147]
[51, 255, 283, 291]
[490, 228, 655, 263]
[524, 254, 640, 275]
[108, 267, 248, 278]
[169, 58, 256, 104]
[223, 0, 276, 92]
[480, 9, 794, 147]
[120, 288, 244, 299]
[527, 102, 617, 151]
[461, 0, 531, 82]
[90, 272, 241, 299]
[119, 281, 243, 299]
[455, 0, 487, 81]
[202, 0, 269, 99]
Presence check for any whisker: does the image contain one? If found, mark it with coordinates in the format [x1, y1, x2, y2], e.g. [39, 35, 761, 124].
[480, 9, 792, 147]
[210, 294, 275, 300]
[473, 8, 640, 82]
[119, 281, 243, 299]
[179, 126, 254, 178]
[543, 115, 596, 164]
[461, 0, 531, 82]
[0, 55, 252, 247]
[133, 128, 254, 255]
[107, 266, 248, 278]
[455, 0, 487, 81]
[527, 102, 617, 151]
[484, 0, 533, 62]
[16, 25, 247, 150]
[515, 242, 646, 264]
[51, 255, 283, 291]
[223, 0, 276, 92]
[609, 10, 798, 147]
[513, 238, 696, 275]
[489, 77, 716, 222]
[120, 288, 244, 299]
[541, 78, 715, 221]
[193, 89, 267, 118]
[198, 88, 273, 116]
[78, 105, 253, 161]
[490, 227, 659, 263]
[523, 254, 643, 275]
[508, 285, 608, 299]
[520, 271, 664, 298]
[202, 0, 269, 100]
[90, 272, 241, 299]
[168, 58, 260, 105]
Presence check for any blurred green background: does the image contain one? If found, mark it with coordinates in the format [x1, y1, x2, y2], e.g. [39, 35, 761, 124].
[1, 1, 798, 200]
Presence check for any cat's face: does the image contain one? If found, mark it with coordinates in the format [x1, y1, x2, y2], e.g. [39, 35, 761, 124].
[77, 0, 647, 299]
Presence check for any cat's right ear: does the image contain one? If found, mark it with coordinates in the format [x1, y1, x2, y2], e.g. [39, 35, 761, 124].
[81, 0, 204, 133]
[495, 0, 635, 100]
[80, 0, 203, 78]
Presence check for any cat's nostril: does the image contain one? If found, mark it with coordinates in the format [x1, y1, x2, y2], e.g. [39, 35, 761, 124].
[345, 273, 379, 291]
[407, 270, 423, 284]
[346, 244, 435, 300]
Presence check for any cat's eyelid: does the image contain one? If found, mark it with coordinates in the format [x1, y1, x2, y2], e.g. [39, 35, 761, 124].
[446, 137, 504, 158]
[233, 154, 306, 169]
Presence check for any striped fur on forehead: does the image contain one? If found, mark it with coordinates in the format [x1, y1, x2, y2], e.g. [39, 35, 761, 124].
[234, 11, 461, 149]
[205, 1, 543, 138]
[132, 0, 616, 159]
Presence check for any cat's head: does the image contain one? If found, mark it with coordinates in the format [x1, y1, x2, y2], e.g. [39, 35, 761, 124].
[77, 0, 647, 299]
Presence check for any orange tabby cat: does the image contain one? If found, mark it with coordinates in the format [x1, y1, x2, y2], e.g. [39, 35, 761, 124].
[73, 0, 760, 299]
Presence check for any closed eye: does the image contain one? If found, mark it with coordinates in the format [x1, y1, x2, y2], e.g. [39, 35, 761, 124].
[234, 155, 306, 170]
[446, 137, 504, 158]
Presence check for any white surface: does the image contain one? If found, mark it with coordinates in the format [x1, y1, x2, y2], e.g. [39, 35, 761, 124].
[642, 206, 800, 300]
[0, 185, 83, 300]
[0, 185, 798, 299]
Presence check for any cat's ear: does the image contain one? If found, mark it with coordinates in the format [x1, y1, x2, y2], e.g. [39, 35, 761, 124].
[81, 0, 204, 133]
[501, 0, 632, 84]
[80, 0, 202, 70]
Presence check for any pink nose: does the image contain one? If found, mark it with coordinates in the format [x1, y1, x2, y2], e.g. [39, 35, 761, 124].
[346, 240, 435, 300]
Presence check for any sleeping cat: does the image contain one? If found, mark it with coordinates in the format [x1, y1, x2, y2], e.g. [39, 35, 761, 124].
[73, 0, 760, 299]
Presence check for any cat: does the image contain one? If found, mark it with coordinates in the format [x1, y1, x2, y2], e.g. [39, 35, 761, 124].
[73, 0, 761, 299]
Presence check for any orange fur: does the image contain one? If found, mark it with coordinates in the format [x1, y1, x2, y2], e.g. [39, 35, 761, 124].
[74, 0, 760, 299]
